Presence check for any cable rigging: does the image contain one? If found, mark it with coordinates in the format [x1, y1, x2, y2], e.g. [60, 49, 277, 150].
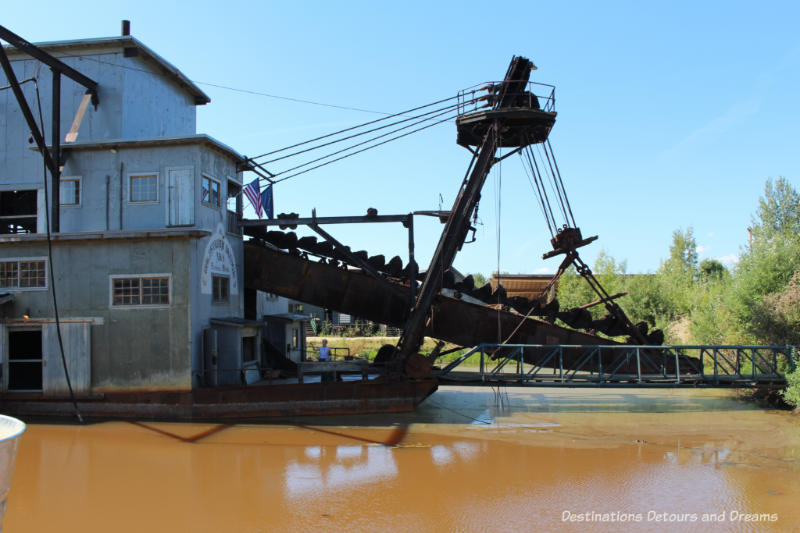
[33, 79, 83, 423]
[251, 94, 464, 161]
[268, 105, 460, 179]
[243, 93, 482, 188]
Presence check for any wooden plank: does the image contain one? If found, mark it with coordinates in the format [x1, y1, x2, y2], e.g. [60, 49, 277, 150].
[64, 93, 92, 143]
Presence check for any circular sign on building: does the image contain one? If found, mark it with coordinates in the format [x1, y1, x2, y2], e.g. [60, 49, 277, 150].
[200, 223, 239, 295]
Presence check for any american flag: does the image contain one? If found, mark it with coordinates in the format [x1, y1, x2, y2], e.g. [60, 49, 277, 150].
[261, 184, 274, 219]
[243, 179, 262, 218]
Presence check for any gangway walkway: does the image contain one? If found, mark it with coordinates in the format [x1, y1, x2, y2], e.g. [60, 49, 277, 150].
[435, 344, 796, 387]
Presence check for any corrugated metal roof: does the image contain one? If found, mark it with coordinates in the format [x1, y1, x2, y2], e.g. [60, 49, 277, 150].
[57, 134, 247, 165]
[490, 274, 558, 300]
[4, 35, 210, 105]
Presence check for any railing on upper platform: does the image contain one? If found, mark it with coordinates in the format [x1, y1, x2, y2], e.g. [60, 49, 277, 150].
[436, 344, 796, 386]
[457, 81, 556, 116]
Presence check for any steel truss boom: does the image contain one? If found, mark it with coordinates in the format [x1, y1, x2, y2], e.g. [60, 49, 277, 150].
[393, 56, 543, 374]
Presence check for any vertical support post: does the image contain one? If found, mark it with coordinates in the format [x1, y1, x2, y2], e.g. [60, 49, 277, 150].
[699, 349, 705, 381]
[51, 69, 61, 232]
[636, 347, 642, 383]
[598, 347, 603, 384]
[558, 346, 563, 382]
[736, 348, 741, 378]
[752, 348, 757, 379]
[406, 214, 416, 308]
[714, 348, 719, 385]
[675, 349, 680, 384]
[480, 345, 485, 382]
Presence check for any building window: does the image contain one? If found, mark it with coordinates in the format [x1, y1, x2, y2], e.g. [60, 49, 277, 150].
[0, 190, 37, 234]
[130, 174, 158, 202]
[227, 180, 242, 235]
[60, 178, 81, 206]
[0, 259, 47, 289]
[111, 275, 170, 307]
[212, 275, 229, 304]
[202, 176, 220, 208]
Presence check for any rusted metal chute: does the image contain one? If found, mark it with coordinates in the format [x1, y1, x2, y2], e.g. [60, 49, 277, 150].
[391, 56, 557, 377]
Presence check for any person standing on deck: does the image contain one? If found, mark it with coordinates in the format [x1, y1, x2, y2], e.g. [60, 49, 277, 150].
[318, 339, 331, 362]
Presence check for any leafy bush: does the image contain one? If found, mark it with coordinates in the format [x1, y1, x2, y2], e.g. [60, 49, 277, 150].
[783, 362, 800, 409]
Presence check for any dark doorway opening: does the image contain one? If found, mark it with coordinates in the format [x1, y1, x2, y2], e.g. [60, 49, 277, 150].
[8, 329, 43, 391]
[0, 190, 38, 234]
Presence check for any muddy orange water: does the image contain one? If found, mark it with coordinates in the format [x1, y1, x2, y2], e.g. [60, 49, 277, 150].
[5, 387, 800, 532]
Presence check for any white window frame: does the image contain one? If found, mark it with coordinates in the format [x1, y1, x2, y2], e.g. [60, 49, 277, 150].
[0, 257, 48, 291]
[59, 176, 81, 207]
[201, 174, 221, 209]
[109, 273, 172, 309]
[127, 172, 160, 204]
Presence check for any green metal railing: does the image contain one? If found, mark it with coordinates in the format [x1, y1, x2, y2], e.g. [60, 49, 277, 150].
[437, 344, 796, 386]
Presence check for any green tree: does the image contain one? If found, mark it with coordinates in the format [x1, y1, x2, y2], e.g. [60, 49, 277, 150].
[470, 272, 487, 287]
[750, 177, 800, 240]
[662, 227, 698, 280]
[556, 250, 626, 321]
[727, 178, 800, 344]
[699, 259, 726, 280]
[750, 271, 800, 347]
[648, 227, 699, 325]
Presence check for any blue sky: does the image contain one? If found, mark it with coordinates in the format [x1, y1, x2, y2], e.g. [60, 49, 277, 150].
[4, 1, 799, 276]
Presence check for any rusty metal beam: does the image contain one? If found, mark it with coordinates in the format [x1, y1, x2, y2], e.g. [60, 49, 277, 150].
[307, 222, 403, 297]
[242, 213, 410, 227]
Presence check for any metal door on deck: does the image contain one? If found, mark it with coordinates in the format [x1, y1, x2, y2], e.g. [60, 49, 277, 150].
[42, 322, 91, 397]
[203, 328, 219, 387]
[167, 167, 194, 226]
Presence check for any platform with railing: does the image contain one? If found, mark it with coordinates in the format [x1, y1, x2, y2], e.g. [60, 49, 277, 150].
[455, 81, 557, 147]
[436, 344, 796, 387]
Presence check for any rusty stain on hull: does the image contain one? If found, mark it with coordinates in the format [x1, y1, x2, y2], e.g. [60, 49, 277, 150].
[1, 379, 439, 421]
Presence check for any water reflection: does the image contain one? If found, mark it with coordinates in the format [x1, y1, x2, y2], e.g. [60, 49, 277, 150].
[286, 445, 397, 497]
[4, 387, 800, 533]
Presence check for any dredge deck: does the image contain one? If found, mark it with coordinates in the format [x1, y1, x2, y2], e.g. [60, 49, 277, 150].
[0, 378, 438, 422]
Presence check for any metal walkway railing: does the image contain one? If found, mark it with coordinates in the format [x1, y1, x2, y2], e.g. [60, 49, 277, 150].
[436, 344, 796, 386]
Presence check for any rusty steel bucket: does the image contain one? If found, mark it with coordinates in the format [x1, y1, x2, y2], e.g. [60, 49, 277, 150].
[0, 415, 25, 531]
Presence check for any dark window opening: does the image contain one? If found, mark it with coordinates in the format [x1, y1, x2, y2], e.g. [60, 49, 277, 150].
[0, 190, 37, 234]
[212, 275, 229, 304]
[8, 330, 43, 391]
[242, 336, 257, 363]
